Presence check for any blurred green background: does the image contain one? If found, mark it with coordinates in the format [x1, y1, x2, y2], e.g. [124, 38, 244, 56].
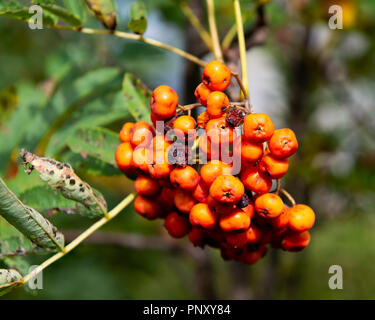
[1, 0, 375, 299]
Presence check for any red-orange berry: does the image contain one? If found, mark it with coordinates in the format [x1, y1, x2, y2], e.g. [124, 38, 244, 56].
[174, 189, 197, 214]
[134, 195, 160, 220]
[189, 203, 218, 229]
[119, 122, 134, 143]
[255, 193, 284, 219]
[170, 166, 200, 191]
[134, 175, 161, 198]
[219, 208, 251, 232]
[150, 85, 178, 119]
[258, 152, 289, 179]
[194, 83, 212, 106]
[243, 113, 274, 142]
[206, 91, 229, 118]
[281, 230, 311, 251]
[202, 60, 231, 91]
[209, 175, 245, 204]
[240, 166, 272, 194]
[268, 128, 298, 159]
[130, 121, 155, 148]
[165, 212, 191, 238]
[287, 204, 315, 232]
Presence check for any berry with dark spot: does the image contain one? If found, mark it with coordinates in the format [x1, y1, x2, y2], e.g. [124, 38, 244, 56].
[226, 108, 245, 128]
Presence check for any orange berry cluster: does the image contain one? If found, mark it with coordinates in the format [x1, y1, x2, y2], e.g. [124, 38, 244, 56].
[115, 60, 315, 264]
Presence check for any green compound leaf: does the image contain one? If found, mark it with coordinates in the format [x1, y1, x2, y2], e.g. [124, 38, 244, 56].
[128, 0, 147, 35]
[38, 3, 83, 27]
[66, 127, 119, 168]
[122, 73, 151, 123]
[85, 0, 117, 30]
[63, 0, 86, 23]
[21, 150, 108, 218]
[0, 178, 65, 251]
[0, 0, 58, 26]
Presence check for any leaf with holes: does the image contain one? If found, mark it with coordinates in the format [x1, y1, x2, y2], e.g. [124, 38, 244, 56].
[0, 269, 22, 296]
[128, 1, 147, 35]
[122, 73, 151, 123]
[0, 178, 65, 251]
[21, 150, 107, 217]
[19, 185, 101, 218]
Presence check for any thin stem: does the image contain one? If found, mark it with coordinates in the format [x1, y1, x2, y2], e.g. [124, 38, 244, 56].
[206, 0, 223, 61]
[49, 26, 206, 68]
[180, 2, 213, 51]
[233, 0, 250, 100]
[232, 72, 252, 112]
[21, 193, 135, 285]
[280, 188, 296, 207]
[276, 179, 281, 195]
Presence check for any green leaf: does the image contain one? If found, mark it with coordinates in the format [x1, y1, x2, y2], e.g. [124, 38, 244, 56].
[0, 178, 65, 251]
[122, 73, 151, 123]
[63, 0, 86, 22]
[19, 185, 101, 218]
[128, 0, 147, 35]
[62, 152, 121, 177]
[0, 217, 38, 257]
[38, 3, 82, 27]
[85, 0, 117, 30]
[66, 127, 119, 168]
[21, 150, 108, 218]
[0, 0, 57, 26]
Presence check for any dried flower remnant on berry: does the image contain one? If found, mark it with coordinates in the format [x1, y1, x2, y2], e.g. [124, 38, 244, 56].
[226, 108, 245, 128]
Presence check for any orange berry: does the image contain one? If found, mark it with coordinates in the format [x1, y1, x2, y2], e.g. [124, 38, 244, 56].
[157, 187, 177, 214]
[134, 175, 161, 198]
[225, 230, 248, 248]
[240, 166, 272, 194]
[206, 117, 234, 146]
[193, 181, 209, 203]
[194, 83, 212, 106]
[189, 203, 217, 229]
[287, 204, 315, 232]
[174, 189, 197, 214]
[132, 147, 151, 172]
[206, 91, 229, 118]
[173, 115, 196, 139]
[282, 230, 311, 252]
[269, 208, 289, 229]
[202, 60, 231, 91]
[197, 111, 210, 129]
[243, 113, 274, 142]
[200, 160, 231, 188]
[246, 224, 263, 244]
[219, 208, 251, 232]
[255, 193, 284, 219]
[207, 195, 236, 216]
[240, 245, 267, 264]
[241, 203, 255, 219]
[268, 128, 298, 159]
[188, 228, 207, 247]
[170, 165, 200, 191]
[150, 85, 178, 119]
[233, 137, 264, 164]
[209, 175, 244, 204]
[165, 212, 191, 238]
[258, 153, 289, 179]
[134, 195, 160, 220]
[119, 122, 134, 143]
[115, 142, 136, 174]
[151, 135, 172, 153]
[130, 121, 155, 148]
[148, 150, 172, 179]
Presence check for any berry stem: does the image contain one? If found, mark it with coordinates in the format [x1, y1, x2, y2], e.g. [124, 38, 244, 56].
[20, 193, 136, 287]
[233, 0, 250, 103]
[206, 0, 224, 61]
[47, 25, 207, 68]
[280, 188, 296, 207]
[180, 2, 213, 51]
[276, 179, 281, 195]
